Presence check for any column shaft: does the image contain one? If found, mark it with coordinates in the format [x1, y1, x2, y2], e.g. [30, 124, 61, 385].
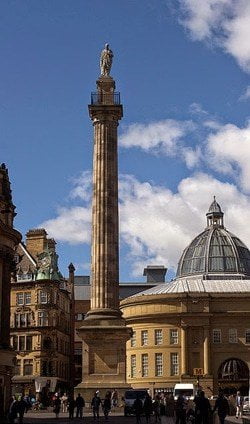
[204, 327, 210, 375]
[181, 327, 187, 375]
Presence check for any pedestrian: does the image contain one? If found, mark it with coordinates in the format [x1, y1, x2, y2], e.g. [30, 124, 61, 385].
[16, 396, 28, 424]
[76, 393, 85, 418]
[175, 394, 187, 424]
[103, 391, 111, 420]
[153, 395, 161, 423]
[91, 391, 102, 420]
[194, 390, 211, 424]
[53, 394, 61, 419]
[8, 396, 18, 424]
[68, 395, 76, 420]
[111, 389, 118, 409]
[61, 392, 68, 413]
[213, 391, 229, 424]
[235, 391, 243, 419]
[144, 392, 153, 424]
[133, 394, 143, 424]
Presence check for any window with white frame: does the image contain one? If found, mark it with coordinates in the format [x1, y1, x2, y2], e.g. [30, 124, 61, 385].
[25, 292, 31, 305]
[170, 329, 178, 344]
[213, 329, 221, 343]
[131, 355, 136, 377]
[131, 331, 136, 347]
[16, 293, 24, 305]
[39, 291, 48, 304]
[142, 354, 148, 377]
[23, 359, 33, 376]
[155, 329, 163, 345]
[12, 335, 33, 351]
[38, 311, 48, 326]
[170, 353, 179, 376]
[14, 313, 31, 328]
[245, 329, 250, 344]
[229, 329, 237, 343]
[155, 353, 163, 376]
[141, 330, 148, 346]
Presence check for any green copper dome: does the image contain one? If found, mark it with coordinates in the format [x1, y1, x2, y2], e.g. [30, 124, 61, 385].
[176, 199, 250, 279]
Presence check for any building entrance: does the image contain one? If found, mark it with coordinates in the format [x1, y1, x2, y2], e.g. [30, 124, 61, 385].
[218, 358, 249, 395]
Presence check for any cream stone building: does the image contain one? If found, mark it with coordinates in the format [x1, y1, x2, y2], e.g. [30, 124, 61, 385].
[120, 199, 250, 396]
[10, 229, 74, 401]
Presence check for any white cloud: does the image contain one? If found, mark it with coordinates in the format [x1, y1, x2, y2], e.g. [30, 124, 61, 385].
[120, 119, 195, 155]
[207, 121, 250, 192]
[239, 85, 250, 101]
[40, 171, 250, 277]
[178, 0, 250, 73]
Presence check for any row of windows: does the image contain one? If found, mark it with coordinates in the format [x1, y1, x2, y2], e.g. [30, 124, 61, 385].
[13, 311, 70, 332]
[15, 291, 70, 313]
[130, 353, 179, 378]
[212, 329, 250, 344]
[131, 329, 178, 347]
[15, 359, 69, 379]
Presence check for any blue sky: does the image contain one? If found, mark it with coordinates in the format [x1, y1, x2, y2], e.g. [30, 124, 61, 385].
[2, 0, 250, 281]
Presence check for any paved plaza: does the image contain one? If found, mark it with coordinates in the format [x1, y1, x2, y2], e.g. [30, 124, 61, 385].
[11, 411, 248, 424]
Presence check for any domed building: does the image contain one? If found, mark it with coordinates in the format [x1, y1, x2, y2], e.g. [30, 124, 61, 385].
[120, 199, 250, 395]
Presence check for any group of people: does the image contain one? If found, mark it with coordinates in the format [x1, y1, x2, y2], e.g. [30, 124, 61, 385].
[52, 389, 118, 420]
[132, 390, 235, 424]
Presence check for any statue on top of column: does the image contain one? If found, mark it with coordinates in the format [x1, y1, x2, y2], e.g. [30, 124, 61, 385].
[100, 43, 113, 76]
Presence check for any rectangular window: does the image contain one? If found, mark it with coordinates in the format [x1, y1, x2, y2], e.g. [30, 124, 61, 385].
[39, 291, 48, 304]
[155, 329, 163, 345]
[25, 292, 31, 305]
[142, 354, 148, 377]
[38, 311, 48, 326]
[19, 336, 25, 351]
[229, 329, 237, 343]
[170, 353, 179, 376]
[213, 329, 221, 343]
[155, 353, 163, 376]
[141, 330, 148, 346]
[16, 293, 24, 305]
[170, 329, 178, 344]
[131, 355, 136, 378]
[15, 360, 21, 375]
[245, 329, 250, 344]
[26, 336, 32, 351]
[131, 331, 136, 347]
[23, 359, 33, 376]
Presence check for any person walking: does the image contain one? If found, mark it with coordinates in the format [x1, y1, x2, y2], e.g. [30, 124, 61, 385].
[61, 392, 68, 413]
[235, 391, 243, 419]
[194, 390, 211, 424]
[153, 395, 161, 423]
[175, 394, 187, 424]
[133, 394, 143, 424]
[76, 393, 85, 418]
[103, 392, 111, 420]
[16, 396, 28, 424]
[91, 391, 102, 420]
[68, 396, 76, 420]
[53, 394, 61, 419]
[213, 391, 230, 424]
[8, 396, 18, 424]
[144, 393, 153, 424]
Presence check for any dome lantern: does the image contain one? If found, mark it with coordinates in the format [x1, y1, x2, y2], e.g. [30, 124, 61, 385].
[206, 196, 224, 228]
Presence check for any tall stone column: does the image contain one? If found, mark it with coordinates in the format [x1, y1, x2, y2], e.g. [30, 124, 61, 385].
[76, 46, 131, 400]
[203, 326, 210, 375]
[181, 325, 188, 375]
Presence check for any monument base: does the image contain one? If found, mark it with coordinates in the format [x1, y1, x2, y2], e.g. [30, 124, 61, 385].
[76, 319, 131, 403]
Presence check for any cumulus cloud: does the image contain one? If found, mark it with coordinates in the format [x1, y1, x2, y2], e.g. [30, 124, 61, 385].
[207, 121, 250, 192]
[40, 170, 250, 277]
[178, 0, 250, 73]
[239, 85, 250, 101]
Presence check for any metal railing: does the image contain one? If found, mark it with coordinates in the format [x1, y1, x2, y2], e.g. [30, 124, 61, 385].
[91, 92, 120, 105]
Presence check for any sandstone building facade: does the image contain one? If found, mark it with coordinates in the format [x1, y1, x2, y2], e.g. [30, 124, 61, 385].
[120, 199, 250, 396]
[10, 229, 74, 401]
[0, 164, 21, 416]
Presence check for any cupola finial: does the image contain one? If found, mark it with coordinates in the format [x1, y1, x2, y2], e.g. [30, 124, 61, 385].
[206, 197, 224, 228]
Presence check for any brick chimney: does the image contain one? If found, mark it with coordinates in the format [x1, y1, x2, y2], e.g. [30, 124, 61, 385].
[26, 228, 48, 259]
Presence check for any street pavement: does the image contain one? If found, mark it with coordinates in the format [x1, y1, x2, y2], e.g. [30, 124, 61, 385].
[13, 410, 250, 424]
